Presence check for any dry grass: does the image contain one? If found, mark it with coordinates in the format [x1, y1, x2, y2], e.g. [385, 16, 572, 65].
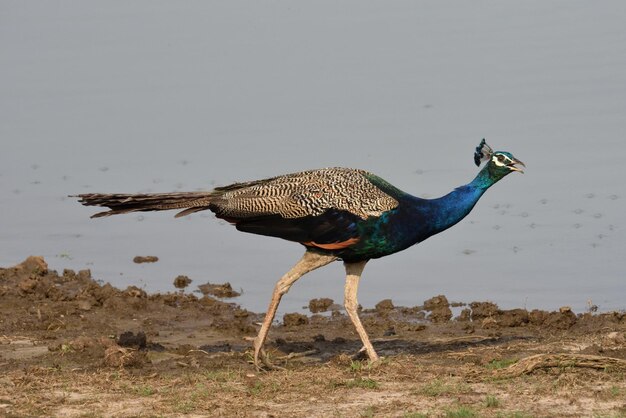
[2, 351, 626, 417]
[496, 353, 626, 377]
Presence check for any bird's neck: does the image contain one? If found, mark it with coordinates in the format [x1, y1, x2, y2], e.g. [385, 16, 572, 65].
[425, 166, 498, 235]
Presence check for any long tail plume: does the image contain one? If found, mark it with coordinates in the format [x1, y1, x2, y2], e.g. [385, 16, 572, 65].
[74, 192, 216, 218]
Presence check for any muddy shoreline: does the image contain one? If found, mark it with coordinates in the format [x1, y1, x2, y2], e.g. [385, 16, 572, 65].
[1, 257, 625, 417]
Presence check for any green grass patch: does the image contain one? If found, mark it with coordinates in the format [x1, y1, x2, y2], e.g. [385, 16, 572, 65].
[419, 379, 470, 397]
[486, 358, 518, 370]
[203, 369, 238, 383]
[346, 377, 379, 389]
[484, 395, 501, 408]
[350, 360, 365, 372]
[403, 412, 429, 418]
[444, 406, 477, 418]
[248, 381, 265, 395]
[331, 377, 379, 390]
[134, 385, 156, 397]
[495, 412, 533, 418]
[174, 399, 196, 414]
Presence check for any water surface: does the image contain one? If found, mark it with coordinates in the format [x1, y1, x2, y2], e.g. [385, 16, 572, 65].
[1, 2, 625, 314]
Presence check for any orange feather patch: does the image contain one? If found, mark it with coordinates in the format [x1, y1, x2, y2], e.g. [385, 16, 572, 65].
[302, 237, 359, 250]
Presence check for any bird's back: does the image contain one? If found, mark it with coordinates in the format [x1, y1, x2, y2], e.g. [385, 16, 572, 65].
[209, 167, 400, 221]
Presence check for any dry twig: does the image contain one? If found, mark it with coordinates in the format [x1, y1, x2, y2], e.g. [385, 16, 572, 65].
[499, 353, 626, 377]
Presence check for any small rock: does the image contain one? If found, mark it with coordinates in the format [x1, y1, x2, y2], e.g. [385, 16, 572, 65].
[283, 312, 309, 327]
[174, 275, 192, 289]
[559, 306, 572, 314]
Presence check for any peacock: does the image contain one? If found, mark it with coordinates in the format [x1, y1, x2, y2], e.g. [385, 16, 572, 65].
[75, 139, 524, 369]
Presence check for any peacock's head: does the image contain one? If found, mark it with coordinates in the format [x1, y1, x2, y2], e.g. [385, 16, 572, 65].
[474, 139, 525, 179]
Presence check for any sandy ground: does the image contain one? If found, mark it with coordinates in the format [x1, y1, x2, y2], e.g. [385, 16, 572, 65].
[1, 257, 625, 417]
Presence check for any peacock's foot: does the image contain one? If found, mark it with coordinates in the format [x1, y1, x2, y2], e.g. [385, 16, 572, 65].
[253, 339, 285, 371]
[352, 345, 382, 367]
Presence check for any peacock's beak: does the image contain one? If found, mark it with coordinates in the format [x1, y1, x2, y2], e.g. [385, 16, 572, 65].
[508, 158, 525, 173]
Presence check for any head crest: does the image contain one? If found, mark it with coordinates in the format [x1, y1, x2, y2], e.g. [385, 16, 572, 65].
[474, 139, 494, 166]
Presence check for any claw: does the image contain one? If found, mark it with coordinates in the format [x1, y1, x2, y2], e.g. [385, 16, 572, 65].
[253, 342, 285, 371]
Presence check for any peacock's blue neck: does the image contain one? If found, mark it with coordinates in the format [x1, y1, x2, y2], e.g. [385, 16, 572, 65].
[339, 165, 509, 260]
[418, 166, 499, 237]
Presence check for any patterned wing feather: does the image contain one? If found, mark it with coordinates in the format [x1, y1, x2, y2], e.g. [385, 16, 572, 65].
[209, 168, 399, 221]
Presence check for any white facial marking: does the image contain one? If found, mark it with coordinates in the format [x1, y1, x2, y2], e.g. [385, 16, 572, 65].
[492, 153, 512, 167]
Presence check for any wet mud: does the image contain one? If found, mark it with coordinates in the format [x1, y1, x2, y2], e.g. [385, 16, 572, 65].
[2, 256, 625, 370]
[1, 257, 625, 417]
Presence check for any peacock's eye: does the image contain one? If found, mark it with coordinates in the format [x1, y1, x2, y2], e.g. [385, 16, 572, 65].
[496, 154, 505, 162]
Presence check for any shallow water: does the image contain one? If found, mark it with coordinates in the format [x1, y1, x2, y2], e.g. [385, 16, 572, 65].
[2, 2, 625, 314]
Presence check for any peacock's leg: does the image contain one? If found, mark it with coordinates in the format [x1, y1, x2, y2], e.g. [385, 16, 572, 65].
[344, 260, 380, 363]
[254, 250, 337, 370]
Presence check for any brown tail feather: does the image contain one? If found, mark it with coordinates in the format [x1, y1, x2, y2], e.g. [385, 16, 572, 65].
[73, 192, 216, 218]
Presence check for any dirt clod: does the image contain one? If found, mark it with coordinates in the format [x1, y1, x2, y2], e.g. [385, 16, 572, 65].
[197, 281, 240, 298]
[469, 301, 499, 320]
[133, 256, 159, 263]
[283, 312, 309, 326]
[104, 346, 147, 368]
[456, 308, 471, 322]
[308, 297, 334, 313]
[424, 295, 452, 323]
[14, 256, 48, 275]
[173, 275, 192, 289]
[375, 299, 395, 312]
[117, 331, 147, 349]
[497, 308, 529, 327]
